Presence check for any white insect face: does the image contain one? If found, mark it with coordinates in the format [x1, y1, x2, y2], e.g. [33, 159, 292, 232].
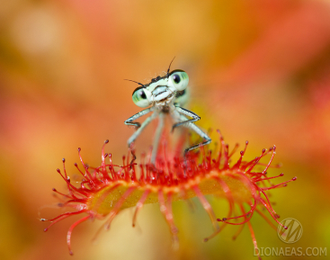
[131, 70, 189, 108]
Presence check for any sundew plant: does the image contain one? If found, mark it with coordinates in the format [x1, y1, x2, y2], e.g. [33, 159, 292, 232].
[42, 65, 296, 259]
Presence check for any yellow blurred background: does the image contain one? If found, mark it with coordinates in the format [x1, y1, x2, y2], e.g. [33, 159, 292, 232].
[1, 0, 330, 259]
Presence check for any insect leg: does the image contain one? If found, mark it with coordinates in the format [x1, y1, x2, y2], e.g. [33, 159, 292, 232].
[172, 108, 211, 155]
[124, 107, 154, 129]
[151, 112, 165, 164]
[125, 108, 156, 165]
[127, 112, 157, 148]
[183, 120, 212, 155]
[171, 106, 201, 132]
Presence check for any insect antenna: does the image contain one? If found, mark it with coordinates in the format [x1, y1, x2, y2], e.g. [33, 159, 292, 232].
[124, 79, 144, 87]
[166, 56, 176, 76]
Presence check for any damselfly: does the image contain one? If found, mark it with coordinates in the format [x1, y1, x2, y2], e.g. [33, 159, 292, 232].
[125, 61, 211, 163]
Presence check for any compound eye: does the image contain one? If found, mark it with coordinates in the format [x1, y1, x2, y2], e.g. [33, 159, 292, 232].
[132, 88, 150, 107]
[169, 70, 189, 91]
[172, 74, 181, 84]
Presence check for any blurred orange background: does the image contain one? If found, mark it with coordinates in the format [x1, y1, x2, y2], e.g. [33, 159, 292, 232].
[1, 0, 330, 260]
